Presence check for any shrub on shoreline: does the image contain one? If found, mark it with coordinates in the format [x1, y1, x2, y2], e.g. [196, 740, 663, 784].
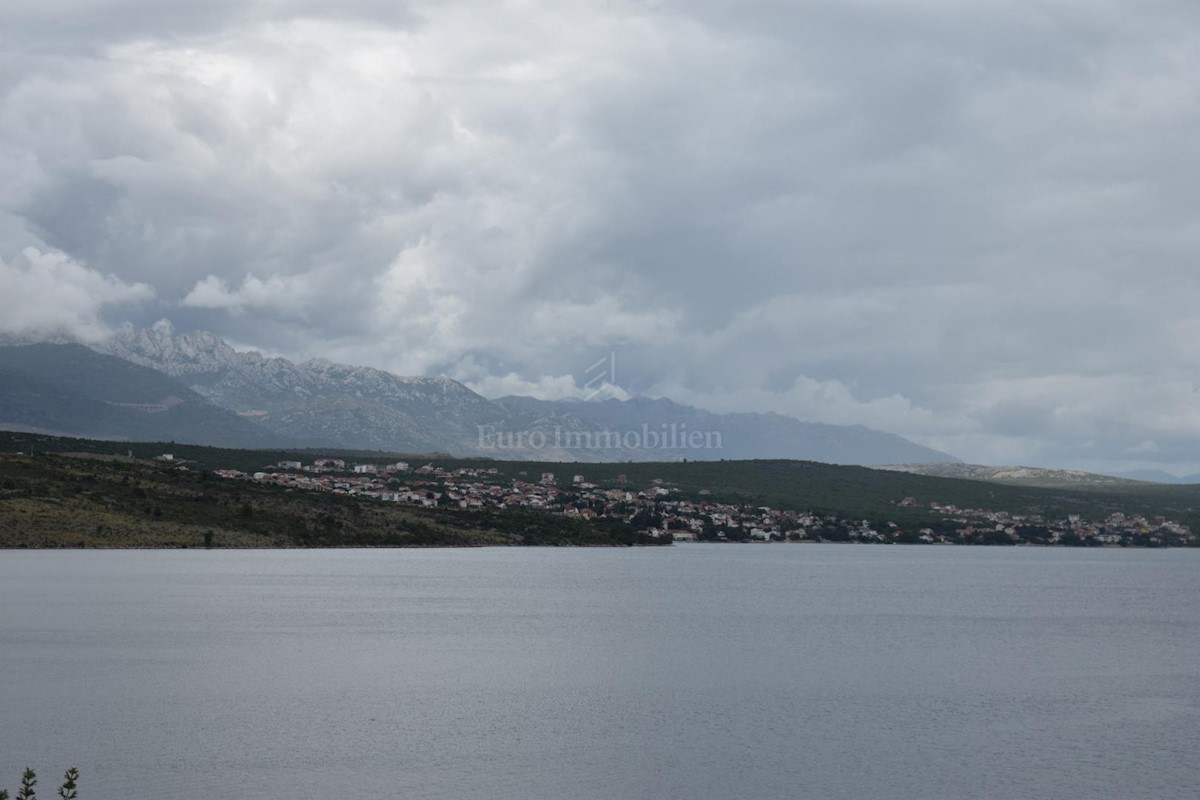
[0, 767, 78, 800]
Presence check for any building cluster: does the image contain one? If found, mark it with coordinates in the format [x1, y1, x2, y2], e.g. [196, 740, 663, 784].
[210, 459, 1197, 547]
[923, 502, 1195, 546]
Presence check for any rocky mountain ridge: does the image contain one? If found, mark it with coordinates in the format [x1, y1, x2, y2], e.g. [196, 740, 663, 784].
[71, 324, 962, 464]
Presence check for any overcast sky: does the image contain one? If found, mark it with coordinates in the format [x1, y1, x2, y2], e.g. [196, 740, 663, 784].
[2, 0, 1199, 473]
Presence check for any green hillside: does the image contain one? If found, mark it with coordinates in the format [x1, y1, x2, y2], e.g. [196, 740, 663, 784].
[433, 456, 1200, 529]
[5, 431, 1200, 531]
[0, 452, 665, 549]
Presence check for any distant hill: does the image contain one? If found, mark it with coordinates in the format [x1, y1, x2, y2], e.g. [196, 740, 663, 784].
[0, 344, 289, 449]
[83, 324, 960, 465]
[494, 395, 958, 466]
[875, 462, 1149, 488]
[1110, 469, 1200, 485]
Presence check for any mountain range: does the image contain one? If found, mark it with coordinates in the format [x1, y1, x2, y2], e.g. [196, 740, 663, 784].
[0, 325, 958, 465]
[0, 343, 285, 448]
[1109, 468, 1200, 485]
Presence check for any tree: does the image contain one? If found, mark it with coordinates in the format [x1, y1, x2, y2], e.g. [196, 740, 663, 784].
[15, 767, 34, 800]
[0, 767, 79, 800]
[980, 529, 1015, 546]
[57, 769, 78, 800]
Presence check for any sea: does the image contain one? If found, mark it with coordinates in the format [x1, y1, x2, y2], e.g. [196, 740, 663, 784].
[2, 545, 1198, 800]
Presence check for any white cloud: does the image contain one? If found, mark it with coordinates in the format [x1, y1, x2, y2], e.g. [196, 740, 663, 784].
[2, 0, 1200, 468]
[463, 372, 629, 402]
[181, 272, 319, 315]
[0, 247, 153, 340]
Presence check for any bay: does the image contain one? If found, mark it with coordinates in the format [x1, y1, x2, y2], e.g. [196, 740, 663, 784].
[2, 546, 1199, 799]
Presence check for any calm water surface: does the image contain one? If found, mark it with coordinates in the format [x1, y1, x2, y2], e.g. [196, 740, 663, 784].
[2, 546, 1199, 800]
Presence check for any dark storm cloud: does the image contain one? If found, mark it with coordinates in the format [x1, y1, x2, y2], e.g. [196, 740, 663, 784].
[2, 0, 1199, 473]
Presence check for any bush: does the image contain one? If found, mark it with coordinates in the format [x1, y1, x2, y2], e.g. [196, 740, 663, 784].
[0, 767, 78, 800]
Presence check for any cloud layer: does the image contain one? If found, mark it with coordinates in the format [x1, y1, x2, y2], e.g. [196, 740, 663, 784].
[2, 0, 1199, 472]
[0, 247, 152, 340]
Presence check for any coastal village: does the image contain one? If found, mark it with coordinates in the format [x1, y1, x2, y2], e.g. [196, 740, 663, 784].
[211, 457, 1198, 547]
